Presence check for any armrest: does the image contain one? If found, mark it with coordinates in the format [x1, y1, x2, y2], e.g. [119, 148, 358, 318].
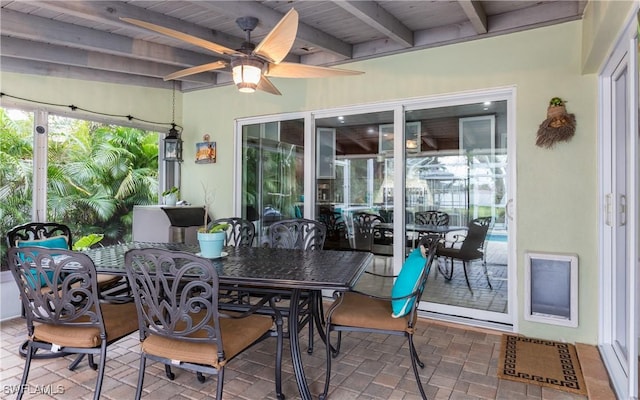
[347, 287, 420, 302]
[363, 270, 398, 278]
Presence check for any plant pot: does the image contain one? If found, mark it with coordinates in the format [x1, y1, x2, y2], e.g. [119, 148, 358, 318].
[197, 231, 226, 258]
[163, 193, 178, 206]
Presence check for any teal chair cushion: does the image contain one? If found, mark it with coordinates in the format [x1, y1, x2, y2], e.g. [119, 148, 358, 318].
[391, 247, 426, 318]
[16, 236, 69, 286]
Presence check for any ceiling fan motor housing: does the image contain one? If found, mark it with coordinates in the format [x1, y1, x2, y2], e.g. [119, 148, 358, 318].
[236, 16, 259, 32]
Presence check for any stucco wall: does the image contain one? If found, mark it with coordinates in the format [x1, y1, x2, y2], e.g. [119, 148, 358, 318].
[180, 21, 599, 344]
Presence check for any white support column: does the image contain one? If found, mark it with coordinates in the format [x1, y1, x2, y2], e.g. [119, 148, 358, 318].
[32, 110, 48, 222]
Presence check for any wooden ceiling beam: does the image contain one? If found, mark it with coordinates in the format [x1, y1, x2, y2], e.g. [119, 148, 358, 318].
[457, 1, 488, 34]
[188, 0, 353, 59]
[0, 8, 217, 67]
[1, 36, 219, 84]
[334, 1, 413, 48]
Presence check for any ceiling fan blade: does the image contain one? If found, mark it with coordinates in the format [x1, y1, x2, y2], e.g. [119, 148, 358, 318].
[163, 61, 227, 81]
[121, 17, 240, 57]
[266, 62, 364, 78]
[256, 76, 282, 95]
[253, 9, 298, 64]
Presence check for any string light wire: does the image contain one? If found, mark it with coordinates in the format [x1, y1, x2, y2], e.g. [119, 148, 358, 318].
[0, 91, 183, 130]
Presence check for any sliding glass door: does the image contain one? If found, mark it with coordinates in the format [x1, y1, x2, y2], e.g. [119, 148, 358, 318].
[404, 99, 511, 323]
[240, 118, 305, 246]
[235, 89, 515, 327]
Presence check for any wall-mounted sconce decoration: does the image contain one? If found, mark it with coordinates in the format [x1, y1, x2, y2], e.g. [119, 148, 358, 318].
[195, 134, 216, 164]
[536, 97, 576, 148]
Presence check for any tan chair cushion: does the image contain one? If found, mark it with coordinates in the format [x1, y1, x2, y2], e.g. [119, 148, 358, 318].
[327, 292, 410, 332]
[32, 302, 138, 348]
[140, 313, 273, 368]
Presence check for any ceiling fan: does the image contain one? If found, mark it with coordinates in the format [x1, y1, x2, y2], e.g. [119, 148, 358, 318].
[121, 9, 363, 95]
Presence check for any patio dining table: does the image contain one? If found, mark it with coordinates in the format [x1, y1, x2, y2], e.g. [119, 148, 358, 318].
[83, 241, 373, 400]
[374, 222, 467, 249]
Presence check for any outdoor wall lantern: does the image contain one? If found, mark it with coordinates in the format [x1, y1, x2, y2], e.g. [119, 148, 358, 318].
[164, 123, 183, 162]
[164, 83, 183, 162]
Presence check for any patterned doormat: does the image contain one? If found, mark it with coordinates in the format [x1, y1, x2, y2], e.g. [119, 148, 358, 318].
[498, 334, 588, 396]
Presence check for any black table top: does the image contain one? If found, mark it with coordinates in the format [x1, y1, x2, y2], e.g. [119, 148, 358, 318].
[84, 242, 373, 291]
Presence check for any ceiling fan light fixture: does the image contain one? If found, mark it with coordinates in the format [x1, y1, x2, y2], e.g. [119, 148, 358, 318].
[232, 58, 264, 93]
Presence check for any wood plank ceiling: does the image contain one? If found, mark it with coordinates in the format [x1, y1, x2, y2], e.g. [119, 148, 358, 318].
[1, 1, 587, 92]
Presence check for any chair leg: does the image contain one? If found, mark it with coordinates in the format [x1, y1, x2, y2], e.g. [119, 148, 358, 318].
[408, 335, 428, 400]
[462, 261, 474, 294]
[320, 326, 333, 400]
[483, 260, 493, 289]
[165, 364, 175, 380]
[332, 331, 342, 357]
[216, 367, 224, 400]
[68, 353, 86, 370]
[93, 346, 107, 400]
[135, 356, 146, 400]
[17, 343, 35, 400]
[437, 256, 454, 280]
[88, 354, 98, 370]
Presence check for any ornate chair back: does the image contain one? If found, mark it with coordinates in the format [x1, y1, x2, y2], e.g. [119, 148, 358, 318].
[317, 207, 348, 250]
[6, 222, 72, 249]
[415, 210, 450, 227]
[212, 217, 255, 247]
[266, 218, 327, 250]
[351, 212, 383, 251]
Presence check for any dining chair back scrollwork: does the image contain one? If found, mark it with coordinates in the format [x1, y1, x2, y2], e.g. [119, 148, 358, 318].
[415, 210, 450, 227]
[351, 212, 384, 252]
[124, 248, 283, 400]
[6, 222, 73, 248]
[211, 217, 256, 247]
[320, 234, 440, 400]
[6, 222, 123, 290]
[436, 216, 492, 293]
[317, 207, 349, 250]
[265, 218, 327, 250]
[7, 247, 139, 400]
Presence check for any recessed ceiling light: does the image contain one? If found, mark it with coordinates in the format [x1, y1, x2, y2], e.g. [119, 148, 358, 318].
[483, 101, 491, 106]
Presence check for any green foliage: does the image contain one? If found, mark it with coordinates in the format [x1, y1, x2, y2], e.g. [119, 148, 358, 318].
[72, 233, 104, 250]
[549, 97, 565, 106]
[162, 186, 179, 196]
[1, 108, 160, 267]
[206, 223, 229, 233]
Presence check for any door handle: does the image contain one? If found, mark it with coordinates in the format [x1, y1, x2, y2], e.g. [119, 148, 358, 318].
[605, 193, 613, 227]
[619, 194, 626, 226]
[506, 198, 514, 221]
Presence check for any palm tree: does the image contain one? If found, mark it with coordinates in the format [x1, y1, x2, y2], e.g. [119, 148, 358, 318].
[1, 109, 160, 266]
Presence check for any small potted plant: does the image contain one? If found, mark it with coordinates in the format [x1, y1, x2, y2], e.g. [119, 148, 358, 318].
[162, 186, 179, 206]
[196, 184, 228, 258]
[197, 223, 229, 258]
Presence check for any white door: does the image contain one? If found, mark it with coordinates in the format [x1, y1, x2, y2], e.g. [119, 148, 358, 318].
[598, 13, 638, 400]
